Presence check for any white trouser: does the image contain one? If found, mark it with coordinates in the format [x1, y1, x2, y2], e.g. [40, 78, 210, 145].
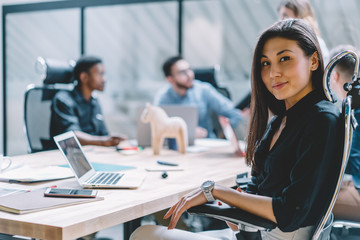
[261, 226, 314, 240]
[130, 225, 237, 240]
[130, 225, 315, 240]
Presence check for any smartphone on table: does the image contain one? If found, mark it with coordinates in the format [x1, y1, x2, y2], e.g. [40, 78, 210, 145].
[44, 188, 97, 198]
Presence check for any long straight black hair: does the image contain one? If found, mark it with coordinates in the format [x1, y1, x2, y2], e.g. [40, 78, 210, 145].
[245, 19, 325, 167]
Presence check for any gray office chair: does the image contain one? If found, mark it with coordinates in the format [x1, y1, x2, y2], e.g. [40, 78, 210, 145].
[24, 57, 75, 153]
[327, 52, 360, 239]
[188, 50, 360, 240]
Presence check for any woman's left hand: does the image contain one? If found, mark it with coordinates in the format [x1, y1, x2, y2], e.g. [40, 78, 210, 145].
[163, 188, 207, 229]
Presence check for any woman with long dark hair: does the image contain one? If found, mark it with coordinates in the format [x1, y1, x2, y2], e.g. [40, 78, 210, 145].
[130, 19, 343, 240]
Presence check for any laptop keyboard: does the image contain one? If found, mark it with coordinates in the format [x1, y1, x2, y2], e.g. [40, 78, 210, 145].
[88, 172, 124, 185]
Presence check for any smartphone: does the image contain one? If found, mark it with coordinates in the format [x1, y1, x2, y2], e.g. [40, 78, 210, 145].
[44, 188, 97, 198]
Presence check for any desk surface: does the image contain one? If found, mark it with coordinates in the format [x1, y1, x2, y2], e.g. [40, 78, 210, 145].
[0, 142, 250, 240]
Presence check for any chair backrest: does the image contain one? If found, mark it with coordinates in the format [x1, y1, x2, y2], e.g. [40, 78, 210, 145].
[312, 50, 359, 240]
[236, 92, 251, 110]
[24, 57, 75, 153]
[193, 66, 231, 98]
[194, 66, 233, 138]
[24, 85, 57, 153]
[36, 56, 75, 85]
[194, 67, 219, 88]
[312, 96, 351, 240]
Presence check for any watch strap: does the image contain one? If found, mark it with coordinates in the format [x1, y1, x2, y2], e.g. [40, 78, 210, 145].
[202, 181, 215, 202]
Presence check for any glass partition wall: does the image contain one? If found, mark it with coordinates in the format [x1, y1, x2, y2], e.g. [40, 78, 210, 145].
[3, 0, 179, 155]
[183, 0, 278, 103]
[5, 9, 80, 154]
[85, 3, 178, 141]
[3, 0, 360, 155]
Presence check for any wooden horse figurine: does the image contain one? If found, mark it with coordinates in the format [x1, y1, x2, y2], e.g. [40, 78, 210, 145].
[141, 103, 188, 155]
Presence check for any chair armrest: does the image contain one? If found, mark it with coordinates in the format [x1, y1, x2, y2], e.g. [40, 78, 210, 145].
[236, 177, 252, 190]
[188, 203, 277, 231]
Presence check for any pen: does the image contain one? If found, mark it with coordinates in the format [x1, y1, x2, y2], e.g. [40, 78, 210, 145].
[27, 185, 58, 192]
[116, 146, 142, 151]
[156, 160, 179, 166]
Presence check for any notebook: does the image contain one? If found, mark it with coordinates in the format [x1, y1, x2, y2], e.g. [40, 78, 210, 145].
[0, 165, 74, 183]
[137, 105, 198, 147]
[53, 131, 146, 189]
[0, 189, 104, 214]
[218, 116, 246, 157]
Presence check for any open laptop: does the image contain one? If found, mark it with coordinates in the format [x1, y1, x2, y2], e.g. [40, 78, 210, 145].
[136, 105, 198, 147]
[54, 131, 146, 189]
[218, 116, 246, 157]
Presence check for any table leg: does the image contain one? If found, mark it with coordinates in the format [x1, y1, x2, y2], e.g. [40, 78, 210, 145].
[123, 218, 141, 240]
[0, 233, 36, 239]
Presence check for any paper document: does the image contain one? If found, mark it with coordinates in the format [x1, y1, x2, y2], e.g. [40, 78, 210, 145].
[0, 189, 104, 214]
[0, 188, 27, 197]
[0, 166, 74, 183]
[186, 145, 209, 153]
[194, 138, 231, 148]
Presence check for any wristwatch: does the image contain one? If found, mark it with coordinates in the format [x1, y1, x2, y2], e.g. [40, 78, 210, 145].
[201, 180, 215, 202]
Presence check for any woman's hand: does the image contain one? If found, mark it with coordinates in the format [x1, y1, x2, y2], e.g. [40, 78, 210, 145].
[163, 188, 207, 229]
[226, 221, 239, 232]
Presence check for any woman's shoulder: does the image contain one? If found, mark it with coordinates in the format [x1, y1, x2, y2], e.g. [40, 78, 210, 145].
[313, 100, 341, 115]
[310, 100, 341, 125]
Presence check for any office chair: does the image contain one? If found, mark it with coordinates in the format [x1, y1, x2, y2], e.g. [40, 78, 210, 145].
[188, 50, 360, 240]
[331, 221, 360, 239]
[194, 66, 231, 99]
[327, 51, 360, 239]
[236, 92, 251, 110]
[24, 57, 75, 153]
[193, 66, 232, 138]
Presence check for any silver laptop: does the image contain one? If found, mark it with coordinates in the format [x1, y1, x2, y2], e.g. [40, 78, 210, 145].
[136, 105, 198, 147]
[54, 131, 146, 189]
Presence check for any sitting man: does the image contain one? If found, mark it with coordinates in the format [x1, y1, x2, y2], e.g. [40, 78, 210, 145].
[151, 56, 245, 230]
[329, 45, 360, 222]
[154, 56, 245, 139]
[50, 55, 126, 147]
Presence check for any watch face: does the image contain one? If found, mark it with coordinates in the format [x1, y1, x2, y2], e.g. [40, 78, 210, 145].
[203, 180, 213, 188]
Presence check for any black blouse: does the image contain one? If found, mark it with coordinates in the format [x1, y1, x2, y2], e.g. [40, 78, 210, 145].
[251, 90, 343, 232]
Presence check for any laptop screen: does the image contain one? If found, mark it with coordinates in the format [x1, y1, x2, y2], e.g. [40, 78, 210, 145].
[57, 135, 92, 178]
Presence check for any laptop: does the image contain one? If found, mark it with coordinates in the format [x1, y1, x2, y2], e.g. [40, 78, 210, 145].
[136, 105, 198, 147]
[218, 116, 246, 157]
[53, 131, 146, 189]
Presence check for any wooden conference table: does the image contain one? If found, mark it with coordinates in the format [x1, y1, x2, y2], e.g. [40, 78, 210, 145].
[0, 140, 250, 240]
